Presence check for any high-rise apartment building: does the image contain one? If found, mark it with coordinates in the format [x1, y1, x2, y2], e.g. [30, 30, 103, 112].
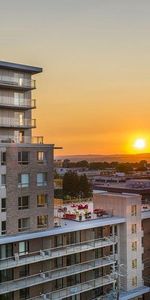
[0, 61, 149, 300]
[0, 61, 54, 236]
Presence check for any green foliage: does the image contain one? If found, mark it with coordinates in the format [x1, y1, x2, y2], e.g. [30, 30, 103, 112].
[54, 170, 61, 179]
[54, 189, 63, 199]
[63, 172, 92, 198]
[79, 174, 92, 197]
[116, 163, 133, 173]
[76, 160, 89, 168]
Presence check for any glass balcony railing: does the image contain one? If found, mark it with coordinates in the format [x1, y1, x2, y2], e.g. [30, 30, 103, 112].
[0, 76, 36, 90]
[0, 263, 116, 295]
[0, 236, 117, 271]
[0, 118, 36, 128]
[28, 273, 116, 300]
[0, 135, 43, 144]
[0, 97, 36, 109]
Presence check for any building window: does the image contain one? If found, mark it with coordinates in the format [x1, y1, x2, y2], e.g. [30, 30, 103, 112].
[131, 224, 137, 234]
[132, 241, 137, 251]
[18, 218, 30, 232]
[1, 198, 6, 212]
[114, 225, 118, 235]
[37, 173, 47, 186]
[19, 265, 29, 277]
[1, 174, 6, 187]
[19, 131, 24, 143]
[37, 194, 48, 207]
[132, 276, 137, 287]
[132, 259, 137, 269]
[1, 152, 6, 165]
[1, 221, 6, 235]
[0, 244, 13, 259]
[18, 152, 29, 164]
[37, 151, 44, 163]
[19, 241, 29, 255]
[18, 174, 29, 188]
[20, 288, 29, 300]
[18, 196, 29, 210]
[0, 268, 13, 283]
[37, 215, 48, 228]
[131, 205, 137, 216]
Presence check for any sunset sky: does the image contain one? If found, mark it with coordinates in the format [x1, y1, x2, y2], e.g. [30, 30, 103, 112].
[1, 0, 150, 155]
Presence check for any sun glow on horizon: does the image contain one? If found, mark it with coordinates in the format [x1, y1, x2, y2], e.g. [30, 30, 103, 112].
[133, 138, 146, 150]
[125, 134, 150, 155]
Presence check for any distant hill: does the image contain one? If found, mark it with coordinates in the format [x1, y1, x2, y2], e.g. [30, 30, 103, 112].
[55, 153, 150, 163]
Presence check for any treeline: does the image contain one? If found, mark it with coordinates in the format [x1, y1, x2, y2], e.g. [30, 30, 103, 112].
[61, 159, 148, 173]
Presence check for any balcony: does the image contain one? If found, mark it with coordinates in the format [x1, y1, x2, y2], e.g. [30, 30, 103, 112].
[0, 97, 36, 110]
[0, 262, 116, 295]
[0, 236, 117, 271]
[29, 274, 116, 300]
[0, 135, 43, 144]
[32, 136, 44, 144]
[0, 118, 36, 129]
[0, 76, 36, 90]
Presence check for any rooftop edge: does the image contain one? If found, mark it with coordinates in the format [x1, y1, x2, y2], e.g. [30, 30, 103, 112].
[0, 61, 42, 74]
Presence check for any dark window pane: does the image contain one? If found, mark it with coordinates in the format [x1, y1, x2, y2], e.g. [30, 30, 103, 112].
[1, 198, 6, 212]
[18, 152, 29, 164]
[18, 196, 29, 210]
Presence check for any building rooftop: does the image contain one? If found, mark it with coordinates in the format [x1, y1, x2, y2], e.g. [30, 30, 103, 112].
[0, 216, 125, 245]
[93, 190, 141, 198]
[94, 179, 150, 191]
[0, 143, 55, 148]
[0, 61, 42, 74]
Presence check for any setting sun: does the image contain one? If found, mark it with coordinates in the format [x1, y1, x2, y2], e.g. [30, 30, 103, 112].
[134, 138, 146, 150]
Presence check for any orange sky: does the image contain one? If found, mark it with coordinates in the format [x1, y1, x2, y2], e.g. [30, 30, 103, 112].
[1, 1, 150, 155]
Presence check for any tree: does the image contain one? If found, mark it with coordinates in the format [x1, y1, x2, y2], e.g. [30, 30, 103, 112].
[63, 172, 92, 198]
[79, 174, 92, 198]
[62, 159, 71, 168]
[63, 172, 80, 197]
[76, 160, 89, 168]
[136, 160, 147, 171]
[116, 163, 133, 173]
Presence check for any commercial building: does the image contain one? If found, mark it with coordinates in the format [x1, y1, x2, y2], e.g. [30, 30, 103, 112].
[94, 179, 150, 204]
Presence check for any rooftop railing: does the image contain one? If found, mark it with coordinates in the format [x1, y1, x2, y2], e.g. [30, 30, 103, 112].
[0, 236, 117, 271]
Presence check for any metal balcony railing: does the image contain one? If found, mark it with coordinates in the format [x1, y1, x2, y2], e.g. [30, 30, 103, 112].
[0, 118, 36, 128]
[28, 273, 116, 300]
[0, 97, 36, 109]
[0, 236, 117, 271]
[0, 76, 36, 90]
[0, 264, 116, 295]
